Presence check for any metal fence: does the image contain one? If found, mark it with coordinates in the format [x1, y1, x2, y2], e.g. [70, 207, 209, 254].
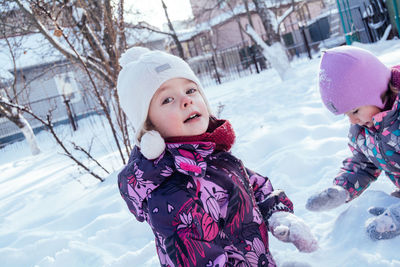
[188, 42, 272, 88]
[187, 11, 349, 87]
[0, 93, 98, 147]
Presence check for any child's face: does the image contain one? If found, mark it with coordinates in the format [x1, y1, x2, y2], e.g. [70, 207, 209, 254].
[345, 105, 381, 128]
[148, 78, 209, 138]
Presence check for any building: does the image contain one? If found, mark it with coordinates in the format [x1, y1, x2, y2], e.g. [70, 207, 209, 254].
[0, 33, 98, 146]
[166, 0, 338, 59]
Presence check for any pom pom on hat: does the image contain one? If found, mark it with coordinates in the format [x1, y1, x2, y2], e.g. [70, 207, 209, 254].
[140, 130, 166, 160]
[119, 47, 150, 68]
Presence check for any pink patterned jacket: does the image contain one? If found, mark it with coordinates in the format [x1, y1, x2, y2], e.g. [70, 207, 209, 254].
[118, 141, 293, 267]
[334, 66, 400, 200]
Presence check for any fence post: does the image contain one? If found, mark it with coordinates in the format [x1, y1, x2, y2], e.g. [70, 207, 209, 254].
[300, 26, 312, 59]
[394, 0, 400, 37]
[211, 55, 221, 84]
[251, 47, 260, 74]
[337, 0, 352, 44]
[63, 97, 77, 131]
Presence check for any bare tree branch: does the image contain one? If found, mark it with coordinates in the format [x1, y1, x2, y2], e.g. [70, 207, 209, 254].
[0, 96, 105, 182]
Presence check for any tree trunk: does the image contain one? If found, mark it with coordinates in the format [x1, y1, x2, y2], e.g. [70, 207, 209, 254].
[1, 106, 41, 155]
[251, 0, 281, 45]
[161, 0, 185, 59]
[246, 25, 290, 80]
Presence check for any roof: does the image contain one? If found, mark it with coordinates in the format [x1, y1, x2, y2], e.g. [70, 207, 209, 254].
[0, 33, 64, 72]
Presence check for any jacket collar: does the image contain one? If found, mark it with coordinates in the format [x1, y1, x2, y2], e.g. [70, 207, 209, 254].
[372, 93, 400, 131]
[166, 142, 215, 178]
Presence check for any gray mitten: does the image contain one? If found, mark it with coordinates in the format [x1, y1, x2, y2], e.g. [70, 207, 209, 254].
[306, 185, 349, 212]
[366, 202, 400, 241]
[268, 212, 318, 253]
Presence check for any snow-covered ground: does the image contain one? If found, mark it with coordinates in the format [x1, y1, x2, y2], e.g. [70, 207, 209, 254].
[1, 40, 400, 267]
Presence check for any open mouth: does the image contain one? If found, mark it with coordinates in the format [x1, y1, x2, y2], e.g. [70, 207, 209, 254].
[184, 113, 200, 123]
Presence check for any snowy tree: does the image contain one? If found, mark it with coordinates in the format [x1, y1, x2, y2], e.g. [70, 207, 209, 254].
[6, 0, 132, 165]
[248, 0, 297, 80]
[217, 0, 295, 80]
[0, 11, 41, 156]
[131, 0, 186, 59]
[0, 70, 41, 156]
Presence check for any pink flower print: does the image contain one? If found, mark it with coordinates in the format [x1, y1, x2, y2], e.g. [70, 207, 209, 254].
[260, 179, 273, 196]
[180, 162, 202, 174]
[245, 238, 269, 267]
[175, 155, 206, 177]
[207, 254, 227, 267]
[175, 156, 196, 172]
[214, 190, 228, 206]
[167, 143, 180, 149]
[252, 207, 263, 224]
[160, 165, 173, 177]
[178, 148, 196, 160]
[135, 168, 144, 179]
[201, 213, 218, 241]
[177, 212, 193, 230]
[206, 196, 220, 222]
[223, 245, 248, 267]
[127, 175, 136, 186]
[196, 143, 215, 157]
[219, 230, 227, 239]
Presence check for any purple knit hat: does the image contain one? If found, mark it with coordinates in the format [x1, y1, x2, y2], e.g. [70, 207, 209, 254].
[319, 46, 391, 115]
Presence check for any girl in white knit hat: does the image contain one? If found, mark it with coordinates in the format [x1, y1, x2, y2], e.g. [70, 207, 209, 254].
[117, 47, 317, 266]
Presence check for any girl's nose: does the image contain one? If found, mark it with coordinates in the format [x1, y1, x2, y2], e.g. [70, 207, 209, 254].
[181, 96, 193, 108]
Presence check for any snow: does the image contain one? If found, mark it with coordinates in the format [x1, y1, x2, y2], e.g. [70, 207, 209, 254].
[1, 39, 400, 266]
[0, 68, 14, 83]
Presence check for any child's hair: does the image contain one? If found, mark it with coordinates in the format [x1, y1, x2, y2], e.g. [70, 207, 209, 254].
[319, 46, 391, 115]
[138, 118, 155, 143]
[116, 47, 213, 159]
[381, 82, 400, 111]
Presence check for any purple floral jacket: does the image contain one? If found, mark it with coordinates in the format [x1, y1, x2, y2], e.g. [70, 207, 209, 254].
[334, 67, 400, 200]
[118, 141, 293, 267]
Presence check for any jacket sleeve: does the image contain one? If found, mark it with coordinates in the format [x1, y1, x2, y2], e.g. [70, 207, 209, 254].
[333, 125, 381, 201]
[118, 146, 174, 223]
[147, 190, 229, 267]
[246, 168, 294, 221]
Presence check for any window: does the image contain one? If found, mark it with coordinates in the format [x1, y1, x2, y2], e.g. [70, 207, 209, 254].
[200, 35, 211, 53]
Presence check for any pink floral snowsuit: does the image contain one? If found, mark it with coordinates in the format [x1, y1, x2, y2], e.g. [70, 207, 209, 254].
[118, 140, 293, 266]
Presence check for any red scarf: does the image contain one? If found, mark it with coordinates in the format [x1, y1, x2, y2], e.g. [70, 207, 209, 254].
[165, 117, 236, 152]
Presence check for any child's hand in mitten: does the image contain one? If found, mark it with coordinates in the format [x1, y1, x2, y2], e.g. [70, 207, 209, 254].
[366, 203, 400, 241]
[305, 185, 349, 212]
[268, 212, 318, 253]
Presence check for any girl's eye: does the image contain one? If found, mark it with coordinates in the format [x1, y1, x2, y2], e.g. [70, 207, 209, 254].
[162, 97, 173, 105]
[352, 109, 358, 115]
[186, 88, 197, 94]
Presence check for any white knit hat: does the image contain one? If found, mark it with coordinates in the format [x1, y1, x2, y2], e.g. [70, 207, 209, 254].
[117, 47, 212, 159]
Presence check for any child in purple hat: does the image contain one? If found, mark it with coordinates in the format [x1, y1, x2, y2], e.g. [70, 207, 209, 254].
[306, 45, 400, 240]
